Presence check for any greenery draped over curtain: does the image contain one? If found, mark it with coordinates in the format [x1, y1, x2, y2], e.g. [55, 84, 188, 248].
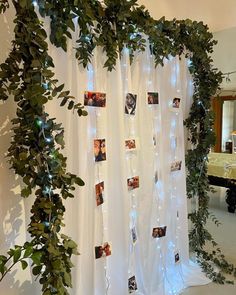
[0, 0, 235, 294]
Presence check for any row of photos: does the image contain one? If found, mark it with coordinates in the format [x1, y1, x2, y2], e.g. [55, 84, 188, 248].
[84, 91, 181, 110]
[87, 91, 181, 293]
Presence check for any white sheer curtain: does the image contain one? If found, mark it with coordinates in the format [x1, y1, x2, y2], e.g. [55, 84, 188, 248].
[0, 21, 211, 295]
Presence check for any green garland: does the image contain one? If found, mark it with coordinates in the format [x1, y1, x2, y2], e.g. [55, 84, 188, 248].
[0, 0, 235, 294]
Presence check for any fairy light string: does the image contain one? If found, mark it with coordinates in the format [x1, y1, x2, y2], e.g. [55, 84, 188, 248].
[86, 61, 111, 294]
[35, 115, 55, 230]
[147, 52, 172, 294]
[94, 108, 111, 294]
[122, 48, 139, 291]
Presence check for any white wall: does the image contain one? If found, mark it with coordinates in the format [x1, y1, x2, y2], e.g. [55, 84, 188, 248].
[211, 27, 236, 152]
[138, 0, 236, 32]
[212, 27, 236, 91]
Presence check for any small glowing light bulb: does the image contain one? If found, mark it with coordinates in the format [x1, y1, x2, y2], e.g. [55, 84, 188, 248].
[36, 118, 43, 127]
[45, 137, 52, 143]
[42, 82, 48, 90]
[43, 221, 50, 227]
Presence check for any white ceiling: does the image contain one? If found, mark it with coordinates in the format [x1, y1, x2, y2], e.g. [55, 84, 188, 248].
[138, 0, 236, 32]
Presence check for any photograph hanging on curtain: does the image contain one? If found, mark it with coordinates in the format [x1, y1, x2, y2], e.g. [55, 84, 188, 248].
[125, 139, 136, 151]
[152, 226, 167, 238]
[153, 134, 157, 147]
[127, 176, 139, 191]
[170, 160, 182, 172]
[95, 181, 104, 206]
[155, 171, 159, 184]
[128, 275, 138, 293]
[125, 93, 137, 115]
[175, 252, 180, 263]
[131, 226, 137, 244]
[94, 139, 106, 162]
[147, 92, 159, 105]
[95, 242, 112, 259]
[171, 97, 181, 109]
[84, 91, 106, 107]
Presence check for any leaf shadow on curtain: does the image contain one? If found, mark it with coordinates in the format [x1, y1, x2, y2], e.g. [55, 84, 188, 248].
[0, 99, 40, 295]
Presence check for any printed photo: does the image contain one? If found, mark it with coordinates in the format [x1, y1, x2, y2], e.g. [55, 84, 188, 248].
[95, 181, 104, 206]
[95, 245, 104, 259]
[152, 226, 167, 238]
[95, 242, 112, 259]
[128, 275, 138, 293]
[172, 97, 181, 109]
[147, 92, 159, 105]
[175, 252, 180, 263]
[131, 227, 137, 244]
[153, 135, 157, 147]
[127, 176, 139, 191]
[170, 160, 182, 172]
[103, 242, 112, 257]
[155, 171, 159, 184]
[94, 139, 106, 162]
[125, 139, 136, 151]
[84, 91, 106, 107]
[125, 93, 137, 115]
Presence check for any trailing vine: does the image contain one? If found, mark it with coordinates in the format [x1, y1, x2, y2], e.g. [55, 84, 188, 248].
[0, 0, 235, 293]
[0, 1, 86, 294]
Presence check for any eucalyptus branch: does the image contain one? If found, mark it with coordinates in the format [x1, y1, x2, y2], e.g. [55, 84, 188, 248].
[1, 1, 84, 293]
[0, 0, 9, 13]
[0, 256, 24, 282]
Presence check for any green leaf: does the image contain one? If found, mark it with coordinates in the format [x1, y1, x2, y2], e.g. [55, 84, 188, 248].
[31, 60, 41, 68]
[60, 97, 68, 106]
[63, 272, 72, 287]
[74, 177, 85, 186]
[24, 245, 33, 258]
[19, 0, 27, 8]
[68, 100, 74, 110]
[55, 131, 65, 148]
[21, 260, 28, 270]
[61, 234, 69, 240]
[67, 240, 77, 249]
[82, 110, 88, 116]
[13, 248, 21, 263]
[31, 252, 42, 266]
[19, 152, 28, 160]
[56, 84, 64, 92]
[66, 18, 75, 31]
[52, 259, 62, 270]
[58, 90, 70, 98]
[21, 187, 32, 198]
[32, 265, 42, 275]
[0, 263, 6, 275]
